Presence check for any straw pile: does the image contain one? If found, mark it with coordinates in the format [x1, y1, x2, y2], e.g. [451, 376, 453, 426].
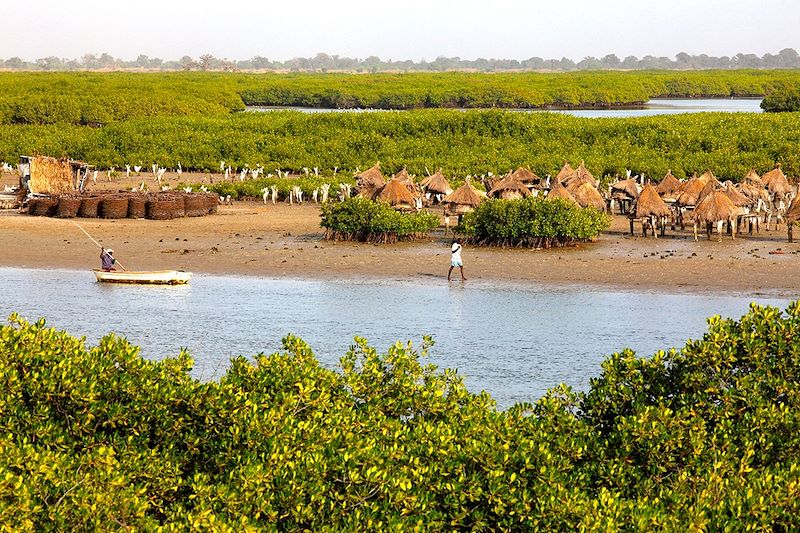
[78, 197, 102, 218]
[127, 195, 147, 218]
[55, 196, 82, 218]
[184, 193, 208, 217]
[28, 156, 75, 195]
[100, 196, 130, 219]
[28, 197, 59, 216]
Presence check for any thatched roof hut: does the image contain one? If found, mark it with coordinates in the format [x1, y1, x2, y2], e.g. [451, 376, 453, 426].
[722, 185, 753, 207]
[420, 169, 453, 195]
[443, 179, 484, 214]
[762, 164, 791, 196]
[564, 161, 598, 189]
[635, 184, 671, 218]
[377, 179, 416, 210]
[610, 178, 640, 199]
[697, 169, 717, 186]
[786, 196, 800, 224]
[355, 163, 386, 199]
[655, 170, 682, 197]
[692, 190, 737, 224]
[546, 179, 578, 205]
[571, 182, 606, 210]
[488, 173, 531, 200]
[695, 179, 718, 206]
[743, 169, 763, 187]
[511, 167, 542, 187]
[555, 162, 574, 183]
[675, 176, 706, 206]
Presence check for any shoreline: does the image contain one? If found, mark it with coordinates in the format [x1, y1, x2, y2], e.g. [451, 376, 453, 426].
[2, 197, 800, 299]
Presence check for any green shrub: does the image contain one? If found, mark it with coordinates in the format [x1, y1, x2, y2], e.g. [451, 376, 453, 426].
[458, 196, 611, 247]
[320, 197, 440, 243]
[762, 86, 800, 112]
[3, 301, 800, 529]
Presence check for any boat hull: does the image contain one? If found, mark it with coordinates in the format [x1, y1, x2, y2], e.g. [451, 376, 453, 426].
[92, 269, 192, 285]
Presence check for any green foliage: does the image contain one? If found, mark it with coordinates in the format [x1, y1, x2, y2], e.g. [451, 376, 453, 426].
[458, 197, 611, 247]
[2, 110, 800, 180]
[762, 86, 800, 112]
[200, 175, 354, 200]
[3, 302, 800, 528]
[320, 197, 440, 243]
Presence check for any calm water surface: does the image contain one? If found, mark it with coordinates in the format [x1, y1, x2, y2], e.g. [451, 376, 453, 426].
[0, 267, 789, 408]
[246, 98, 763, 118]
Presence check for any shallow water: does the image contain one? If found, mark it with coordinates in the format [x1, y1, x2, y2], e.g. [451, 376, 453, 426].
[245, 98, 763, 118]
[0, 267, 789, 408]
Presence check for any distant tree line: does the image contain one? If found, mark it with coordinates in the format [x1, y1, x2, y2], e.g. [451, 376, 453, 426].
[2, 49, 800, 72]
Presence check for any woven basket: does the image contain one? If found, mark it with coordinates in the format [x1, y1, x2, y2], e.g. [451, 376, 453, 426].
[146, 197, 183, 220]
[100, 196, 130, 219]
[55, 196, 82, 218]
[204, 193, 219, 214]
[127, 194, 147, 219]
[78, 197, 102, 218]
[184, 193, 207, 217]
[30, 197, 59, 216]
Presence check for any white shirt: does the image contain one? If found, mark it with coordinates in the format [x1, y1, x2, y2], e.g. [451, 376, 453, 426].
[451, 243, 463, 263]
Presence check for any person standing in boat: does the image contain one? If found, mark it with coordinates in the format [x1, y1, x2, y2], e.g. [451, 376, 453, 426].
[100, 248, 116, 271]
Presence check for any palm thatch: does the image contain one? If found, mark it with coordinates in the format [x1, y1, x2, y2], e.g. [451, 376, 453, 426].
[443, 179, 484, 214]
[355, 163, 385, 199]
[655, 170, 682, 197]
[762, 164, 791, 196]
[571, 183, 606, 210]
[555, 162, 574, 183]
[610, 178, 640, 199]
[675, 176, 705, 206]
[377, 179, 416, 209]
[692, 190, 737, 224]
[488, 173, 531, 200]
[743, 169, 763, 187]
[546, 179, 578, 204]
[635, 184, 671, 218]
[420, 169, 452, 195]
[564, 161, 598, 188]
[511, 166, 541, 186]
[721, 185, 753, 207]
[786, 196, 800, 224]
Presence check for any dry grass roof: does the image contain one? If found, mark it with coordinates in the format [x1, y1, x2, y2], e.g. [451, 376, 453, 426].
[546, 179, 578, 204]
[511, 166, 540, 185]
[655, 170, 682, 196]
[420, 169, 452, 195]
[762, 164, 791, 195]
[635, 184, 672, 218]
[786, 196, 800, 224]
[555, 162, 574, 183]
[443, 179, 484, 208]
[565, 161, 598, 188]
[722, 185, 753, 207]
[610, 178, 640, 199]
[571, 182, 606, 210]
[355, 163, 385, 198]
[693, 190, 737, 223]
[377, 179, 416, 207]
[743, 168, 763, 187]
[488, 173, 531, 198]
[676, 177, 706, 206]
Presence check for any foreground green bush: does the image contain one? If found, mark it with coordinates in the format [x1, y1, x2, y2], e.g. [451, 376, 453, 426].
[2, 302, 800, 529]
[458, 197, 611, 247]
[320, 197, 440, 243]
[762, 86, 800, 112]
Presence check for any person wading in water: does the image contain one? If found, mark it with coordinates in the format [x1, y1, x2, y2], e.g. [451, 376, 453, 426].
[448, 239, 466, 281]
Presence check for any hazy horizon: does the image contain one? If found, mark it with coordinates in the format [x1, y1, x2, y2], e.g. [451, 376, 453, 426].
[4, 0, 799, 62]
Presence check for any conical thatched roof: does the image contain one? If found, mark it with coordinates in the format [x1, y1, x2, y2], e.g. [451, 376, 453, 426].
[722, 185, 753, 207]
[488, 173, 531, 199]
[697, 169, 717, 186]
[420, 169, 452, 195]
[635, 184, 671, 218]
[610, 178, 640, 199]
[692, 190, 737, 223]
[696, 179, 718, 206]
[565, 161, 598, 188]
[571, 182, 606, 210]
[736, 181, 763, 201]
[511, 166, 541, 185]
[555, 162, 574, 183]
[676, 176, 705, 206]
[355, 163, 385, 198]
[393, 168, 413, 185]
[743, 169, 763, 187]
[655, 170, 682, 197]
[786, 196, 800, 224]
[443, 179, 484, 210]
[762, 164, 791, 195]
[546, 179, 578, 204]
[377, 178, 416, 208]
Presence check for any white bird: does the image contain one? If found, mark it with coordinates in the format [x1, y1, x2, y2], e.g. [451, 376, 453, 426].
[199, 185, 208, 192]
[134, 165, 142, 174]
[183, 186, 193, 193]
[161, 185, 171, 191]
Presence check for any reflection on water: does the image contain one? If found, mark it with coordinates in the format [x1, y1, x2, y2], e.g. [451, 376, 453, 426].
[245, 98, 763, 118]
[0, 267, 788, 408]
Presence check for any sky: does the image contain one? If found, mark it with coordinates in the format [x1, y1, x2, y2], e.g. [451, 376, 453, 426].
[3, 0, 799, 61]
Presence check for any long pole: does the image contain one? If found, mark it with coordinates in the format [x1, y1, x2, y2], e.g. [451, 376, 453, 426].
[71, 220, 127, 271]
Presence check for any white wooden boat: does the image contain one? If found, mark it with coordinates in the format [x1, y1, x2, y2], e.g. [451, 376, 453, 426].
[93, 269, 192, 285]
